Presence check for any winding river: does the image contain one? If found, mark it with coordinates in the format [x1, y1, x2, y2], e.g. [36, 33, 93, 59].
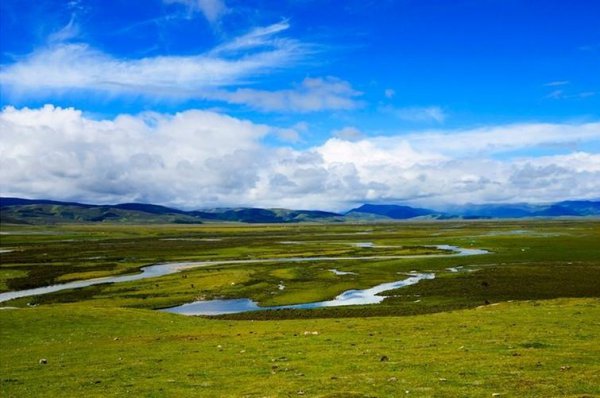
[0, 245, 488, 307]
[162, 272, 436, 316]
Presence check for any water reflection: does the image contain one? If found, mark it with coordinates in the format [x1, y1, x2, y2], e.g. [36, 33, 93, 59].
[0, 244, 487, 304]
[162, 273, 435, 316]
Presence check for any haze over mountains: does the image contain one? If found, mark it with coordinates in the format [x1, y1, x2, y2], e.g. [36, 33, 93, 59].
[1, 197, 599, 224]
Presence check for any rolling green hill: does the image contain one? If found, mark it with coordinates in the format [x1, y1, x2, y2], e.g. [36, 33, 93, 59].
[0, 198, 343, 224]
[2, 197, 599, 225]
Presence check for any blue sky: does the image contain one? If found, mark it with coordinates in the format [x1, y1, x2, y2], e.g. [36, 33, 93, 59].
[0, 0, 599, 209]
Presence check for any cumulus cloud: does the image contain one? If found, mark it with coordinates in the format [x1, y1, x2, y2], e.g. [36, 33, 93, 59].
[0, 105, 269, 207]
[273, 121, 309, 143]
[1, 105, 599, 210]
[273, 128, 301, 143]
[0, 22, 305, 100]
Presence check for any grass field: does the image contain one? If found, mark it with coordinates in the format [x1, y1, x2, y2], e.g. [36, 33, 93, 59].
[1, 299, 599, 397]
[1, 220, 599, 396]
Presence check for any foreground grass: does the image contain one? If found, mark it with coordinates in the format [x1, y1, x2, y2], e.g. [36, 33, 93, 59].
[1, 298, 599, 397]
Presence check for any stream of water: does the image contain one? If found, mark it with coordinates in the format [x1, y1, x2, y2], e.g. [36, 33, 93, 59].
[0, 244, 488, 305]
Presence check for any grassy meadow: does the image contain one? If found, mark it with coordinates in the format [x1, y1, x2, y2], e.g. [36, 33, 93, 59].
[1, 220, 599, 396]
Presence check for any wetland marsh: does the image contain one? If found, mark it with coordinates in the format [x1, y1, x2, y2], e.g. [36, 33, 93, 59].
[1, 220, 599, 397]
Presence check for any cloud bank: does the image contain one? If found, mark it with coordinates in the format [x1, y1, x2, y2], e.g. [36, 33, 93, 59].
[1, 105, 599, 210]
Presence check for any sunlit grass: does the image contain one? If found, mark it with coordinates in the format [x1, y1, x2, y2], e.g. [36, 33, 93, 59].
[1, 298, 598, 397]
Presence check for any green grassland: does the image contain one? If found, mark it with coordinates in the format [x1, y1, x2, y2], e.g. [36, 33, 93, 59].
[1, 299, 599, 397]
[1, 220, 599, 396]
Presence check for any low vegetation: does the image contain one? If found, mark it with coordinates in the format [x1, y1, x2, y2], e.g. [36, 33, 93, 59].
[1, 299, 598, 397]
[1, 220, 599, 396]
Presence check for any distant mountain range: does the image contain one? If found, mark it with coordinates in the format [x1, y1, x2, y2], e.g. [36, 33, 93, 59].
[1, 197, 599, 224]
[346, 204, 438, 220]
[347, 201, 600, 220]
[440, 201, 600, 219]
[0, 197, 343, 224]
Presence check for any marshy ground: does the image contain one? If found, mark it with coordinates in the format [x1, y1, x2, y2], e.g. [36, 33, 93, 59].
[1, 220, 599, 396]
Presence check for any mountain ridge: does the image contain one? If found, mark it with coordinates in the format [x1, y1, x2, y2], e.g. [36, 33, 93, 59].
[1, 197, 599, 224]
[0, 197, 344, 224]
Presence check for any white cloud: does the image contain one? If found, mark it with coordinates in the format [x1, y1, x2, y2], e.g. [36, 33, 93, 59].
[164, 0, 228, 24]
[384, 106, 447, 123]
[274, 128, 301, 143]
[210, 21, 291, 54]
[542, 80, 595, 100]
[545, 89, 565, 99]
[384, 88, 395, 98]
[1, 105, 599, 210]
[273, 121, 309, 143]
[0, 105, 269, 207]
[545, 90, 596, 100]
[48, 16, 80, 43]
[544, 80, 569, 87]
[0, 22, 305, 100]
[0, 21, 359, 113]
[332, 126, 364, 141]
[212, 77, 362, 112]
[400, 122, 600, 156]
